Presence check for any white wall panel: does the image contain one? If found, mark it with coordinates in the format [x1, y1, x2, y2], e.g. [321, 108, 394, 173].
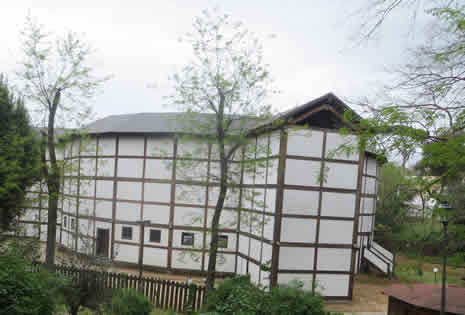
[171, 250, 202, 270]
[318, 220, 353, 244]
[118, 136, 144, 156]
[215, 253, 236, 272]
[78, 198, 94, 216]
[147, 136, 173, 157]
[324, 162, 358, 190]
[321, 192, 356, 218]
[282, 189, 319, 215]
[249, 238, 262, 262]
[117, 182, 142, 201]
[144, 247, 168, 267]
[317, 248, 351, 271]
[325, 133, 359, 161]
[279, 247, 315, 270]
[359, 217, 373, 233]
[115, 244, 139, 263]
[176, 161, 207, 182]
[145, 159, 172, 179]
[262, 243, 273, 264]
[285, 159, 321, 186]
[95, 200, 113, 219]
[256, 135, 269, 159]
[80, 158, 96, 176]
[362, 177, 377, 195]
[278, 273, 313, 290]
[98, 137, 116, 155]
[79, 180, 95, 197]
[144, 183, 171, 203]
[269, 131, 281, 156]
[97, 158, 115, 177]
[175, 185, 205, 205]
[267, 159, 279, 185]
[143, 204, 170, 224]
[206, 209, 237, 229]
[265, 188, 276, 213]
[174, 206, 204, 227]
[287, 129, 323, 157]
[116, 202, 141, 221]
[262, 215, 274, 241]
[238, 234, 249, 255]
[177, 140, 208, 159]
[281, 218, 317, 243]
[96, 180, 113, 199]
[249, 262, 260, 285]
[361, 197, 375, 214]
[208, 187, 240, 208]
[236, 257, 247, 275]
[316, 274, 349, 297]
[118, 158, 143, 178]
[81, 138, 97, 155]
[366, 157, 377, 176]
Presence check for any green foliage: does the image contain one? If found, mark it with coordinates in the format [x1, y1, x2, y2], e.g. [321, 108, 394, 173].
[266, 281, 326, 315]
[201, 276, 329, 315]
[107, 289, 152, 315]
[0, 250, 59, 315]
[0, 75, 40, 230]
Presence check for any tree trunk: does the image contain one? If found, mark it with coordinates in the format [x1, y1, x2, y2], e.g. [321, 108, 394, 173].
[45, 91, 61, 268]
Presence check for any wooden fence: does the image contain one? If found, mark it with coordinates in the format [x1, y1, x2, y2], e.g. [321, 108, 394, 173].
[32, 263, 205, 313]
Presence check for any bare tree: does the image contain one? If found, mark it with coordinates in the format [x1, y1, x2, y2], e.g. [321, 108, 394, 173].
[16, 16, 110, 268]
[166, 9, 275, 294]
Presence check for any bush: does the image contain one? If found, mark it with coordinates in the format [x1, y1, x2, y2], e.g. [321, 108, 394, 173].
[202, 276, 266, 315]
[108, 289, 152, 315]
[0, 253, 58, 315]
[266, 280, 326, 315]
[201, 276, 328, 315]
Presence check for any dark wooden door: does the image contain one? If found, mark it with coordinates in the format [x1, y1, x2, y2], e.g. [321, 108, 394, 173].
[96, 228, 109, 257]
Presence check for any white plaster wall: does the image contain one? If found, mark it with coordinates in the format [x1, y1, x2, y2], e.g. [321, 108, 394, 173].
[177, 140, 208, 159]
[175, 184, 205, 205]
[171, 250, 202, 270]
[176, 160, 208, 182]
[281, 218, 317, 243]
[325, 133, 359, 161]
[145, 159, 172, 179]
[249, 262, 260, 285]
[265, 188, 276, 213]
[118, 158, 143, 178]
[279, 247, 314, 270]
[262, 215, 274, 241]
[95, 200, 113, 219]
[362, 176, 377, 195]
[237, 257, 247, 275]
[256, 134, 269, 159]
[204, 253, 236, 273]
[366, 157, 377, 176]
[287, 129, 324, 157]
[359, 217, 373, 233]
[282, 189, 319, 215]
[361, 197, 375, 214]
[324, 162, 358, 190]
[316, 248, 351, 271]
[97, 158, 115, 177]
[174, 206, 204, 227]
[119, 136, 144, 156]
[116, 202, 141, 221]
[143, 247, 168, 267]
[143, 204, 170, 224]
[98, 136, 116, 155]
[315, 274, 349, 297]
[285, 159, 321, 186]
[206, 209, 237, 229]
[115, 243, 139, 263]
[144, 183, 171, 203]
[144, 228, 169, 247]
[238, 234, 249, 255]
[320, 192, 356, 218]
[80, 158, 96, 176]
[262, 243, 273, 265]
[208, 187, 240, 208]
[269, 131, 281, 156]
[267, 159, 279, 185]
[249, 238, 262, 262]
[117, 182, 142, 201]
[78, 198, 94, 216]
[79, 180, 95, 197]
[96, 180, 113, 199]
[81, 138, 97, 155]
[278, 273, 313, 290]
[147, 136, 173, 157]
[318, 220, 354, 244]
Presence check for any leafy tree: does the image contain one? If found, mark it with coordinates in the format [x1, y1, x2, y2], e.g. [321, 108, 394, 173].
[16, 16, 110, 267]
[167, 9, 274, 294]
[0, 75, 40, 231]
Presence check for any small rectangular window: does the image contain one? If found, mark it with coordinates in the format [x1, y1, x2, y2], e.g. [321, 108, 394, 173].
[70, 218, 75, 229]
[63, 216, 67, 228]
[122, 226, 133, 240]
[218, 235, 228, 248]
[181, 232, 194, 246]
[149, 229, 161, 243]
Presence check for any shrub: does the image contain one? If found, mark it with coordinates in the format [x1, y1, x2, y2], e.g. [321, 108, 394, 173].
[201, 276, 266, 315]
[108, 289, 152, 315]
[266, 280, 326, 315]
[0, 253, 58, 315]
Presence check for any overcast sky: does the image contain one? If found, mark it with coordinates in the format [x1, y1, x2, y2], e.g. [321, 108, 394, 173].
[1, 0, 428, 122]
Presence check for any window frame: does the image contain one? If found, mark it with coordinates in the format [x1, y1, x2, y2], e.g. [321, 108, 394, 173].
[218, 235, 228, 248]
[149, 229, 161, 243]
[121, 226, 133, 240]
[181, 232, 194, 246]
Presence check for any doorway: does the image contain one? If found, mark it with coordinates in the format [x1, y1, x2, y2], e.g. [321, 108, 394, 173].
[96, 228, 110, 257]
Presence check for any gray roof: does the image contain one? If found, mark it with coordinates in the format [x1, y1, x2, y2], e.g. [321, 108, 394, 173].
[85, 93, 358, 135]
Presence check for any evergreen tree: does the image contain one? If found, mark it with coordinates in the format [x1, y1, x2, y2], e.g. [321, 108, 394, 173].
[0, 75, 40, 230]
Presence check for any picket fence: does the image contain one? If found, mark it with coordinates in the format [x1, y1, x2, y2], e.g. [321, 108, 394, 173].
[31, 263, 205, 313]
